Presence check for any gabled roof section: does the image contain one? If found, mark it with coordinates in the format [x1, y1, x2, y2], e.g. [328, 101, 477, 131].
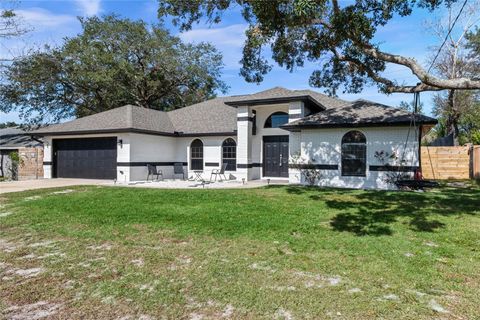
[32, 105, 175, 136]
[168, 97, 238, 135]
[224, 87, 348, 111]
[282, 99, 437, 130]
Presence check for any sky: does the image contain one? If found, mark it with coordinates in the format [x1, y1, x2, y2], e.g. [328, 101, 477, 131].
[0, 0, 475, 123]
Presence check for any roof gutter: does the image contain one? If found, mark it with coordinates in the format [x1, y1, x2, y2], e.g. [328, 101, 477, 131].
[30, 128, 237, 138]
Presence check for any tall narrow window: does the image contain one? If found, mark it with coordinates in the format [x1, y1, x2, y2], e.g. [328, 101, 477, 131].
[222, 138, 236, 171]
[190, 139, 203, 170]
[341, 131, 367, 176]
[264, 111, 288, 128]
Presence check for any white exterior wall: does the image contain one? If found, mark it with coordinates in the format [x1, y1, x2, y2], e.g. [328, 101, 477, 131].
[175, 135, 237, 181]
[294, 127, 419, 189]
[42, 132, 236, 182]
[127, 133, 177, 181]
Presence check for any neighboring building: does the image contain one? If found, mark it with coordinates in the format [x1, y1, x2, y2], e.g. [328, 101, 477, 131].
[0, 127, 44, 180]
[32, 87, 437, 189]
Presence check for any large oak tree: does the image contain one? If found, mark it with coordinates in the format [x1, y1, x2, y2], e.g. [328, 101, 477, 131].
[0, 15, 227, 124]
[158, 0, 480, 95]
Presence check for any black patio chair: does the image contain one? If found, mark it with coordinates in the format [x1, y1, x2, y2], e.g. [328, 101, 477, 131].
[173, 162, 185, 180]
[210, 163, 228, 182]
[147, 164, 163, 181]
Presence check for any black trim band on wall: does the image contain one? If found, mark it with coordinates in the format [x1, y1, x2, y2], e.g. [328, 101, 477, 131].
[43, 161, 52, 165]
[237, 163, 262, 169]
[237, 116, 254, 122]
[117, 162, 188, 167]
[205, 162, 219, 167]
[369, 165, 419, 172]
[289, 164, 338, 170]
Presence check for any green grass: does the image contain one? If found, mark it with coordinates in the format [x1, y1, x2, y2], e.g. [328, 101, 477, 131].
[1, 184, 479, 319]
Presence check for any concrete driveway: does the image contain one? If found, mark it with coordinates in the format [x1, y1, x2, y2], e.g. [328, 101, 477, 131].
[0, 178, 110, 194]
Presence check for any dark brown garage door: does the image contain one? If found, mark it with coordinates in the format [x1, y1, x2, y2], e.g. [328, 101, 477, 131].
[53, 137, 117, 179]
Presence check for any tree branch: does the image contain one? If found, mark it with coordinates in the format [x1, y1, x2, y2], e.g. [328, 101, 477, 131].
[360, 45, 480, 92]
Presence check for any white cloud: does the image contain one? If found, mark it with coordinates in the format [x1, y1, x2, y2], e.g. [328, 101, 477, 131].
[179, 24, 247, 47]
[16, 8, 77, 30]
[1, 8, 80, 61]
[75, 0, 102, 16]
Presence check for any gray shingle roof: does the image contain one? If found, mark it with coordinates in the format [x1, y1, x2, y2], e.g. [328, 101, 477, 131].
[31, 88, 436, 136]
[224, 86, 348, 110]
[282, 99, 437, 130]
[32, 105, 175, 135]
[0, 127, 43, 148]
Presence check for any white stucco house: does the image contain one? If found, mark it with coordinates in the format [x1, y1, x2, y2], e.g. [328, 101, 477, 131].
[32, 87, 437, 189]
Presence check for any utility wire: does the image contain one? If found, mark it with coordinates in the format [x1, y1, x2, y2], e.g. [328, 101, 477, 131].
[427, 0, 468, 73]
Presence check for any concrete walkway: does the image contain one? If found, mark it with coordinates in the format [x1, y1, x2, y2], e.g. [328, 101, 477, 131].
[0, 178, 288, 194]
[111, 179, 288, 189]
[0, 178, 109, 194]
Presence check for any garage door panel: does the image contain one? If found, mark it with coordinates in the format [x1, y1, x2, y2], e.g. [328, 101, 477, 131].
[54, 137, 117, 179]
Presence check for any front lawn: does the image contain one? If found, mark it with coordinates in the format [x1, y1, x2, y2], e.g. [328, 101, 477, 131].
[1, 185, 479, 319]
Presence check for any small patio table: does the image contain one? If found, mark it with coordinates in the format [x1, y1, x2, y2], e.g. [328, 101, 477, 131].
[193, 170, 204, 182]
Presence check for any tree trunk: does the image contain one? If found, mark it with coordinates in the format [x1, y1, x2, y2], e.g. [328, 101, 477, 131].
[445, 90, 460, 146]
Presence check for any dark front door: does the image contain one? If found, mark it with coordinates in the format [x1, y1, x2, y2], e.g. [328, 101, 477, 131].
[263, 135, 289, 177]
[53, 137, 117, 179]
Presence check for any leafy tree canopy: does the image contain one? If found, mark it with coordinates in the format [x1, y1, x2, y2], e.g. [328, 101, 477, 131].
[158, 0, 480, 95]
[0, 15, 227, 124]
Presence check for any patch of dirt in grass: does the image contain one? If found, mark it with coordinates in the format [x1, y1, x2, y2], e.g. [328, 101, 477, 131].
[0, 211, 14, 217]
[4, 301, 62, 320]
[87, 243, 113, 251]
[377, 293, 400, 301]
[7, 267, 45, 278]
[17, 253, 37, 260]
[292, 270, 342, 288]
[37, 251, 66, 259]
[0, 238, 23, 253]
[428, 299, 449, 313]
[221, 304, 235, 318]
[50, 189, 76, 195]
[274, 308, 294, 320]
[424, 241, 439, 247]
[130, 258, 144, 267]
[348, 288, 362, 294]
[249, 262, 276, 273]
[28, 240, 56, 248]
[23, 195, 42, 201]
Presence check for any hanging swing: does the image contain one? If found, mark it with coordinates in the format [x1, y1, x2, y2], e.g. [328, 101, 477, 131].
[394, 92, 439, 190]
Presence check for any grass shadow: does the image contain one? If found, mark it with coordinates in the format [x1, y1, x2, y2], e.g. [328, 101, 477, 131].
[316, 186, 478, 236]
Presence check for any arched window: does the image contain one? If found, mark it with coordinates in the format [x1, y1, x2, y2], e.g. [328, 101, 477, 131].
[341, 131, 367, 176]
[264, 111, 288, 128]
[190, 139, 203, 170]
[222, 138, 236, 171]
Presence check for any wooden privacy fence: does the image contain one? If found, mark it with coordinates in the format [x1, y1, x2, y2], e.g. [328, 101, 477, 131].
[474, 146, 480, 179]
[421, 146, 473, 180]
